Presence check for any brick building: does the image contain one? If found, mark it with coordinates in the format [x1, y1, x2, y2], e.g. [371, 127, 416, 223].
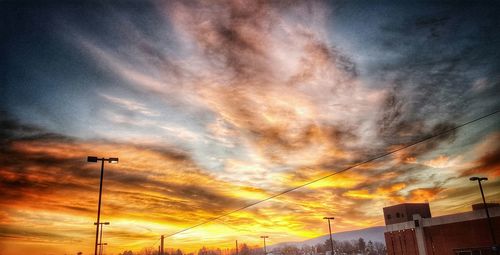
[383, 203, 500, 255]
[384, 203, 432, 225]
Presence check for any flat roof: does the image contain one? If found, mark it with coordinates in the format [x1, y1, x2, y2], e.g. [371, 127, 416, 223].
[383, 203, 430, 209]
[385, 207, 500, 232]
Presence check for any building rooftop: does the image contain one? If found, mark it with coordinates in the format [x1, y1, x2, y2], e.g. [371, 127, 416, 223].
[384, 205, 500, 232]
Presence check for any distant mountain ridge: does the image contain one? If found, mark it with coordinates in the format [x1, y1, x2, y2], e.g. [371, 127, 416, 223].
[268, 226, 386, 250]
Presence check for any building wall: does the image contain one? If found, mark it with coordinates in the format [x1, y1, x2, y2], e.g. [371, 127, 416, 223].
[405, 204, 432, 220]
[384, 213, 500, 255]
[385, 229, 419, 255]
[424, 216, 500, 255]
[383, 203, 431, 225]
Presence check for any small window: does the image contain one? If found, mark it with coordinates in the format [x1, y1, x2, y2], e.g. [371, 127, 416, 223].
[396, 212, 400, 218]
[387, 214, 392, 219]
[402, 213, 405, 217]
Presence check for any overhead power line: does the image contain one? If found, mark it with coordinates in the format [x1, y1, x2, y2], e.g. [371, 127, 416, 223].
[161, 109, 500, 238]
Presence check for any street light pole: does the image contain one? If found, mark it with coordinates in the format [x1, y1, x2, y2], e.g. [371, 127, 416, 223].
[260, 236, 269, 255]
[470, 176, 497, 253]
[88, 156, 118, 255]
[100, 243, 108, 255]
[94, 222, 110, 255]
[323, 217, 335, 255]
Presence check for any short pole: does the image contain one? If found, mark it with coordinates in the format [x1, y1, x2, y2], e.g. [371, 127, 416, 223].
[161, 235, 165, 255]
[323, 217, 335, 255]
[260, 236, 268, 255]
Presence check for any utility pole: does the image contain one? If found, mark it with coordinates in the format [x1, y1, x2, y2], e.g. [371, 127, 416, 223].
[236, 240, 239, 255]
[87, 156, 118, 255]
[323, 217, 335, 255]
[470, 177, 498, 254]
[158, 246, 161, 255]
[161, 235, 165, 255]
[260, 236, 269, 255]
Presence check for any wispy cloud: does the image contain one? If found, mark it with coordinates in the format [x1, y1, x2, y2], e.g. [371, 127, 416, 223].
[1, 0, 500, 254]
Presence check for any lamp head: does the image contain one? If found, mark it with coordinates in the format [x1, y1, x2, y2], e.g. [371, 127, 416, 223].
[87, 156, 98, 163]
[470, 176, 488, 182]
[94, 222, 110, 225]
[108, 158, 119, 164]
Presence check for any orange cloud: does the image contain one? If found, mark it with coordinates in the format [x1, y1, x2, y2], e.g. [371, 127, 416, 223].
[407, 188, 443, 202]
[462, 132, 500, 177]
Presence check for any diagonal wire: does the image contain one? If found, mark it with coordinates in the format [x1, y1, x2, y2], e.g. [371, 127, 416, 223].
[161, 109, 500, 238]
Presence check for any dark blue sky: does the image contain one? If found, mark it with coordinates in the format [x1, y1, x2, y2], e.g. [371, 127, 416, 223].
[2, 1, 499, 136]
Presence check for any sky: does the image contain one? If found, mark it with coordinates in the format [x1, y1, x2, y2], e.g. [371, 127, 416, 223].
[1, 0, 500, 254]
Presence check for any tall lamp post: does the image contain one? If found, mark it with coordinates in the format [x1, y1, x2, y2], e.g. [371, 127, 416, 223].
[94, 222, 110, 255]
[470, 176, 498, 253]
[260, 236, 269, 255]
[88, 156, 118, 255]
[323, 217, 335, 255]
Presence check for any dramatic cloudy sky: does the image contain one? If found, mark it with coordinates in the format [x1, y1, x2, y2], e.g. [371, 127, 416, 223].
[1, 1, 500, 254]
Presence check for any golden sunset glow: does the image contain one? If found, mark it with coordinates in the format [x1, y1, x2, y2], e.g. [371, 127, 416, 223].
[1, 1, 500, 255]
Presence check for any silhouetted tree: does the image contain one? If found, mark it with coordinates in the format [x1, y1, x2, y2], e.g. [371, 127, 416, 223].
[300, 245, 315, 255]
[281, 245, 300, 255]
[374, 242, 386, 254]
[135, 247, 155, 255]
[198, 246, 220, 255]
[239, 243, 251, 255]
[357, 238, 366, 253]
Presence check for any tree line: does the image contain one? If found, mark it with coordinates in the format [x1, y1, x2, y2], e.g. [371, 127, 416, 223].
[117, 238, 386, 255]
